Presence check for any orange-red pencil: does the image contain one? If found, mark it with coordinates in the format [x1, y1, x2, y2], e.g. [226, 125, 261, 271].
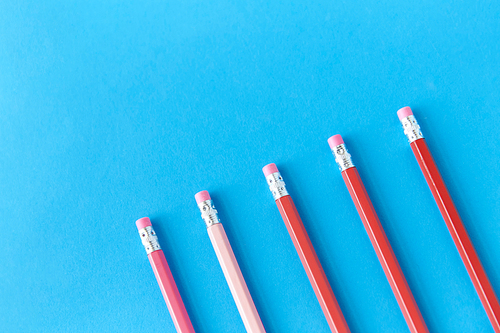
[397, 107, 500, 332]
[328, 134, 429, 333]
[262, 163, 351, 333]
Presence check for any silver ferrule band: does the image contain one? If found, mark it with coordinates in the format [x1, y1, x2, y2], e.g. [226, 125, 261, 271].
[265, 172, 289, 200]
[138, 226, 161, 255]
[197, 199, 221, 228]
[400, 115, 424, 143]
[331, 143, 354, 172]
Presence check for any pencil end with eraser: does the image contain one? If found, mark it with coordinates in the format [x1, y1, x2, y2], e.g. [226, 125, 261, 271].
[262, 163, 288, 200]
[136, 217, 160, 254]
[328, 134, 354, 171]
[397, 106, 424, 143]
[195, 190, 220, 227]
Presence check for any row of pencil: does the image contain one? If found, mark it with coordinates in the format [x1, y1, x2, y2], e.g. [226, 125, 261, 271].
[135, 107, 500, 333]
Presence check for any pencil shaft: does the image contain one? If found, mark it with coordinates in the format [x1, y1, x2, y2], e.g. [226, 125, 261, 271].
[149, 250, 196, 333]
[275, 195, 350, 333]
[342, 167, 429, 333]
[411, 138, 500, 332]
[207, 223, 266, 333]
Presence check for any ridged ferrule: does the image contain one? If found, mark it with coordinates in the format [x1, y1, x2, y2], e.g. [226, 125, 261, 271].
[400, 115, 424, 143]
[265, 172, 289, 200]
[138, 226, 161, 255]
[331, 143, 354, 172]
[197, 199, 221, 228]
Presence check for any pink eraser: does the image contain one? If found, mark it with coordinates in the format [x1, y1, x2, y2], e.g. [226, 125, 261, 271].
[136, 217, 152, 230]
[327, 134, 344, 149]
[397, 106, 413, 121]
[195, 190, 211, 204]
[262, 163, 279, 177]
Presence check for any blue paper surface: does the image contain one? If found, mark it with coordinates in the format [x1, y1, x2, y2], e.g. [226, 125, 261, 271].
[1, 1, 499, 332]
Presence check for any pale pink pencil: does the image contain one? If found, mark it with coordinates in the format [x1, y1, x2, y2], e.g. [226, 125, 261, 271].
[195, 191, 266, 333]
[136, 217, 196, 333]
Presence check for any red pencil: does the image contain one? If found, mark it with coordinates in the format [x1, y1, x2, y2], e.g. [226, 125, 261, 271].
[262, 163, 351, 333]
[397, 107, 500, 332]
[327, 135, 429, 333]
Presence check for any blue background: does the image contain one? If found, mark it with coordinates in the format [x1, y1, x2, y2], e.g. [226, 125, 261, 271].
[1, 1, 499, 332]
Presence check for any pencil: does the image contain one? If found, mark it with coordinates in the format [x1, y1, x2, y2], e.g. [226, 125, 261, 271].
[136, 217, 196, 333]
[397, 106, 500, 332]
[327, 135, 429, 333]
[195, 191, 266, 333]
[262, 163, 351, 333]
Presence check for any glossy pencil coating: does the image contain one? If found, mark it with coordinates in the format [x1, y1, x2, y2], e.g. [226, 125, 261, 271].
[195, 191, 266, 333]
[149, 251, 196, 333]
[208, 224, 266, 333]
[263, 164, 351, 333]
[328, 136, 429, 333]
[136, 217, 195, 333]
[399, 107, 500, 332]
[342, 168, 429, 333]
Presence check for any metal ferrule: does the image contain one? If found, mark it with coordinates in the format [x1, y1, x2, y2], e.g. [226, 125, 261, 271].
[400, 115, 424, 143]
[265, 172, 289, 200]
[138, 226, 161, 255]
[197, 200, 221, 228]
[331, 143, 354, 172]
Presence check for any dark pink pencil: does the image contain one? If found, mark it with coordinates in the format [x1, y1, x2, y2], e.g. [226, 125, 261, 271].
[136, 217, 195, 333]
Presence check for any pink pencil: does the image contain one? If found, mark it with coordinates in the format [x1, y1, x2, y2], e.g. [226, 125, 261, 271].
[195, 191, 266, 333]
[136, 217, 195, 333]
